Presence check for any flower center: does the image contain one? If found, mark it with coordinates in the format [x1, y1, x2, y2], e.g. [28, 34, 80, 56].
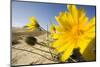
[71, 25, 84, 39]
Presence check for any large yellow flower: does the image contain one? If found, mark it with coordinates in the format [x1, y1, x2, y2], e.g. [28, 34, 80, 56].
[50, 5, 96, 62]
[25, 17, 40, 31]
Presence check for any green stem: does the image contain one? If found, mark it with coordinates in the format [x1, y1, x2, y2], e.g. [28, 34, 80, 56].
[46, 24, 54, 59]
[40, 26, 46, 31]
[36, 42, 53, 49]
[31, 46, 51, 54]
[69, 57, 77, 62]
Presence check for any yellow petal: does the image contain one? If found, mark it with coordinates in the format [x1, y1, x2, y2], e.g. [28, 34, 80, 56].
[80, 32, 95, 40]
[52, 38, 68, 48]
[50, 24, 57, 33]
[79, 15, 89, 29]
[51, 32, 71, 47]
[66, 12, 74, 25]
[55, 12, 72, 31]
[60, 43, 75, 62]
[78, 36, 94, 53]
[55, 16, 66, 30]
[78, 8, 88, 25]
[67, 5, 78, 24]
[79, 38, 96, 61]
[26, 23, 32, 27]
[89, 17, 95, 25]
[78, 8, 85, 18]
[51, 33, 60, 39]
[84, 17, 95, 32]
[56, 41, 72, 53]
[29, 17, 37, 25]
[78, 40, 89, 54]
[55, 26, 63, 32]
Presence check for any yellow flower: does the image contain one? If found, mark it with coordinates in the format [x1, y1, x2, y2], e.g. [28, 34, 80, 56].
[50, 24, 60, 39]
[51, 5, 96, 62]
[50, 24, 56, 33]
[26, 17, 40, 32]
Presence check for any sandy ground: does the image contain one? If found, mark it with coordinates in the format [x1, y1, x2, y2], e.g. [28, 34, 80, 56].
[12, 29, 57, 66]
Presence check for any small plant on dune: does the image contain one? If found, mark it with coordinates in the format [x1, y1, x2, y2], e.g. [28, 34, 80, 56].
[24, 16, 46, 32]
[25, 36, 37, 46]
[50, 5, 96, 62]
[24, 16, 41, 32]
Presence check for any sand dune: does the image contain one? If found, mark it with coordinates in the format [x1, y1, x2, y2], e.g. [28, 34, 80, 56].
[12, 27, 57, 66]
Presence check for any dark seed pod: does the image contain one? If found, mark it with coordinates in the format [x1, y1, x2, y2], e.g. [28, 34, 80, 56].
[25, 36, 37, 46]
[12, 40, 20, 45]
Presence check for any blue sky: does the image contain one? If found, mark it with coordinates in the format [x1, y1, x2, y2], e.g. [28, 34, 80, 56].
[12, 1, 96, 30]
